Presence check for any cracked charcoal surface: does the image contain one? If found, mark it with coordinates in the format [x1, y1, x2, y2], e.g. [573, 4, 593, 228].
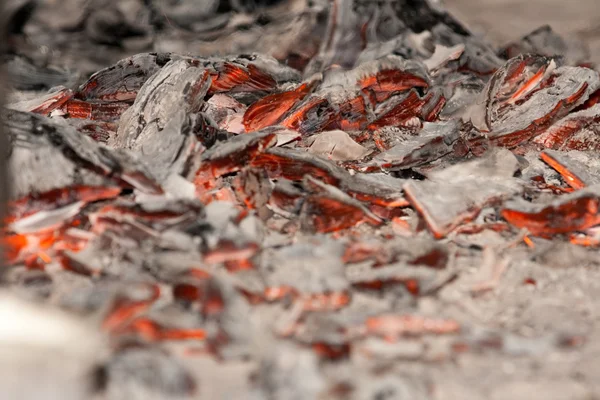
[3, 0, 600, 399]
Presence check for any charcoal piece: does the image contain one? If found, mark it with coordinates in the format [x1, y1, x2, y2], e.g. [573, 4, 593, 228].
[368, 90, 427, 131]
[502, 185, 600, 236]
[467, 54, 558, 132]
[205, 53, 301, 95]
[250, 147, 349, 185]
[306, 130, 369, 161]
[360, 120, 461, 171]
[468, 57, 600, 147]
[303, 0, 364, 74]
[540, 150, 600, 189]
[243, 81, 316, 132]
[112, 59, 211, 178]
[404, 149, 523, 238]
[261, 237, 348, 294]
[203, 94, 246, 133]
[61, 119, 117, 143]
[279, 95, 336, 135]
[371, 125, 420, 151]
[106, 349, 196, 400]
[519, 150, 563, 185]
[61, 99, 132, 122]
[194, 131, 277, 190]
[300, 176, 383, 233]
[152, 4, 323, 70]
[352, 236, 450, 269]
[358, 41, 428, 73]
[307, 0, 468, 74]
[3, 110, 161, 219]
[90, 198, 205, 235]
[339, 173, 408, 208]
[533, 104, 600, 151]
[385, 0, 470, 36]
[320, 55, 430, 99]
[500, 25, 589, 66]
[78, 53, 179, 102]
[365, 314, 460, 339]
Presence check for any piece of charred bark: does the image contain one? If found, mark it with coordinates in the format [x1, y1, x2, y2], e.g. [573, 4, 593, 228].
[202, 53, 301, 96]
[404, 148, 523, 238]
[90, 198, 205, 236]
[203, 94, 246, 133]
[250, 147, 348, 185]
[112, 59, 212, 179]
[502, 184, 600, 236]
[340, 172, 409, 209]
[3, 110, 161, 230]
[533, 103, 600, 151]
[467, 55, 600, 148]
[77, 53, 178, 102]
[233, 168, 273, 220]
[194, 130, 277, 192]
[357, 120, 462, 172]
[243, 80, 317, 132]
[300, 175, 383, 233]
[540, 149, 600, 189]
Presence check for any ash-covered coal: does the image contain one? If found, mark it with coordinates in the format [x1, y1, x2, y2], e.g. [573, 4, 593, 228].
[3, 0, 600, 399]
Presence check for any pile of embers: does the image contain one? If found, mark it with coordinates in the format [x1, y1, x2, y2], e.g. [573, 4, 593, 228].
[3, 0, 600, 398]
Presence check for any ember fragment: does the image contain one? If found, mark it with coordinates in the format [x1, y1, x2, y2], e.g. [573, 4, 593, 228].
[111, 59, 212, 179]
[300, 176, 383, 233]
[194, 131, 277, 192]
[472, 62, 600, 147]
[540, 149, 600, 189]
[250, 147, 348, 185]
[243, 82, 315, 132]
[404, 149, 522, 238]
[78, 53, 177, 101]
[533, 104, 600, 151]
[502, 185, 600, 236]
[3, 110, 162, 219]
[358, 120, 462, 171]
